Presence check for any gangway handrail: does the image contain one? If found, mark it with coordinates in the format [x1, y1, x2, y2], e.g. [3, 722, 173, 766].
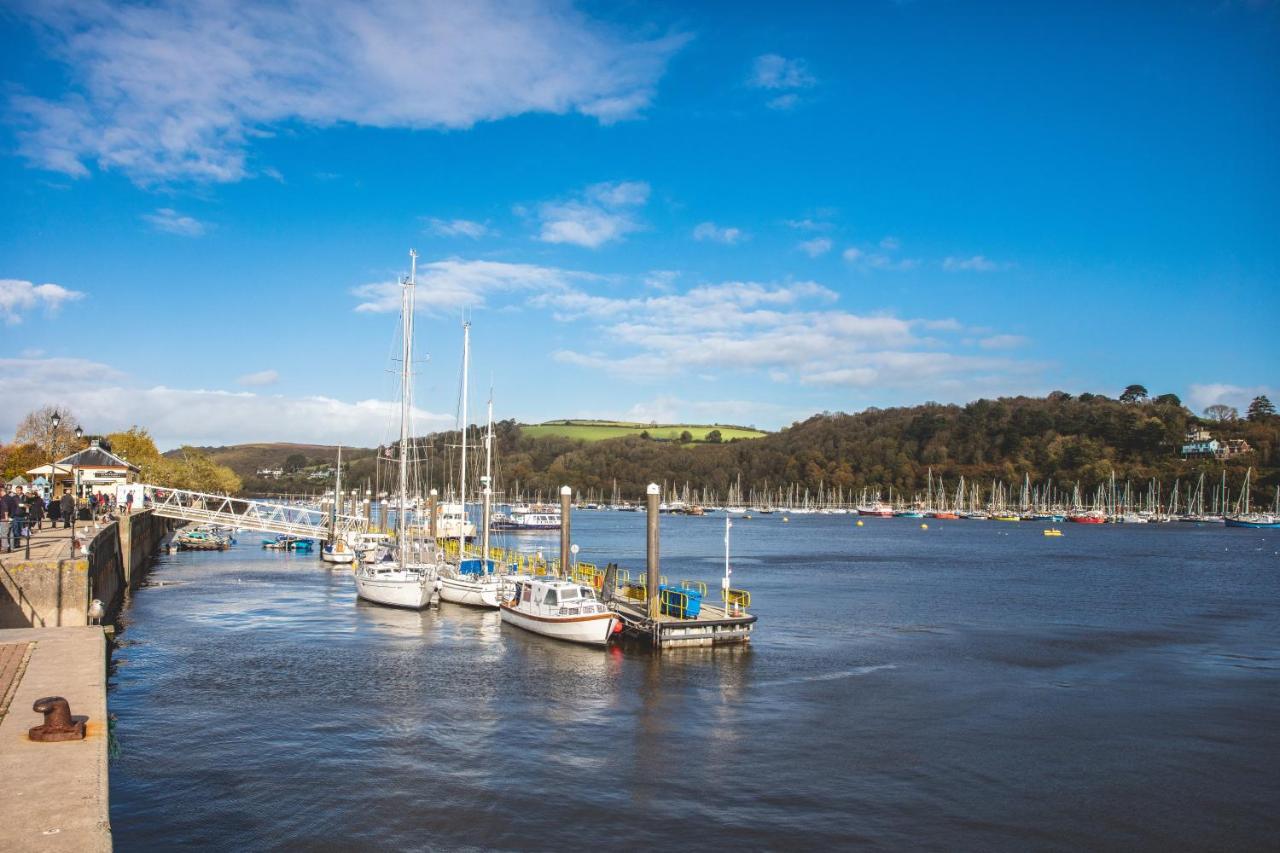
[140, 484, 369, 539]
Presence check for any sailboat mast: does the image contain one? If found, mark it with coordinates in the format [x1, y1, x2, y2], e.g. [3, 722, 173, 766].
[398, 250, 417, 566]
[458, 320, 471, 561]
[481, 392, 493, 563]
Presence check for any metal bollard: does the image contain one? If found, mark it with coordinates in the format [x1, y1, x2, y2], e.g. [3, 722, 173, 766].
[29, 696, 87, 742]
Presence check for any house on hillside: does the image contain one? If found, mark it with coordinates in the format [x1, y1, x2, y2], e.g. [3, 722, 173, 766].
[1181, 428, 1252, 460]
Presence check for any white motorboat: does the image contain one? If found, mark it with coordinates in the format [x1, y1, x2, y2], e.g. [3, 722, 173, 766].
[434, 503, 477, 540]
[500, 577, 621, 646]
[353, 249, 443, 610]
[491, 508, 561, 530]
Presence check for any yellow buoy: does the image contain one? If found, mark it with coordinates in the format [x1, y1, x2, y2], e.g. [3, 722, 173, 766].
[856, 520, 864, 527]
[921, 523, 928, 529]
[783, 517, 789, 522]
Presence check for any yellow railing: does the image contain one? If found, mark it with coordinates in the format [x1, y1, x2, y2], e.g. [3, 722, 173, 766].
[723, 588, 751, 611]
[659, 587, 691, 619]
[679, 579, 707, 596]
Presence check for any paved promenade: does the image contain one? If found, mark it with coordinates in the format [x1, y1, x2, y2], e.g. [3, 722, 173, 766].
[0, 627, 112, 852]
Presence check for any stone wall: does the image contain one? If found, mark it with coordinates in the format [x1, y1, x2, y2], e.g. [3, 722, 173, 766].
[0, 510, 173, 629]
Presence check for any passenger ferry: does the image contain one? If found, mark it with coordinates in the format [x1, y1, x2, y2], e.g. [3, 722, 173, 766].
[491, 507, 561, 530]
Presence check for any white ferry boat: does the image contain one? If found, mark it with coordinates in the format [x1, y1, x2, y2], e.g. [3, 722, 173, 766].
[491, 507, 561, 530]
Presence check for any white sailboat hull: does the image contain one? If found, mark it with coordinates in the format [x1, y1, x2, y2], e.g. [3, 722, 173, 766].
[438, 574, 505, 608]
[499, 604, 619, 646]
[321, 547, 355, 564]
[354, 566, 438, 609]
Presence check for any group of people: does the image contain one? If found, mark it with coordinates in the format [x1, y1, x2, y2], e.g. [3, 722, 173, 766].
[0, 485, 75, 551]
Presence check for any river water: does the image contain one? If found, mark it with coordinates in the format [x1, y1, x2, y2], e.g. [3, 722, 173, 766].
[107, 514, 1279, 851]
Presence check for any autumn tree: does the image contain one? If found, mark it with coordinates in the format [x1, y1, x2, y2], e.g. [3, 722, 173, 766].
[1247, 395, 1276, 421]
[13, 405, 87, 459]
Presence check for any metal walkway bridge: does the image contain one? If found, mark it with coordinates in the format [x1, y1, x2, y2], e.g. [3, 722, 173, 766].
[143, 486, 369, 539]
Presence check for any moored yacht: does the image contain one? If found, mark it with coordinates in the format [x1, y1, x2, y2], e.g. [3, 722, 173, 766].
[353, 249, 443, 610]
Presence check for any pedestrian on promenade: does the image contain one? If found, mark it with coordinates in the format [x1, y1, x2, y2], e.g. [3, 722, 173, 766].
[0, 487, 11, 552]
[125, 490, 135, 514]
[60, 490, 74, 528]
[48, 491, 61, 525]
[29, 491, 45, 531]
[10, 486, 28, 549]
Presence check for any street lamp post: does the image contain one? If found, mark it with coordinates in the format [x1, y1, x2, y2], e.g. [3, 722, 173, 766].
[70, 425, 83, 556]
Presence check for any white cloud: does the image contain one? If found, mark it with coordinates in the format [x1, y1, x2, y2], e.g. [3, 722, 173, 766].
[540, 276, 1041, 394]
[766, 94, 800, 111]
[537, 180, 649, 248]
[425, 218, 489, 239]
[750, 54, 816, 90]
[0, 279, 86, 324]
[143, 208, 206, 236]
[693, 222, 744, 244]
[879, 236, 901, 250]
[619, 395, 786, 427]
[784, 218, 832, 232]
[842, 247, 918, 270]
[798, 237, 833, 257]
[942, 255, 1009, 272]
[0, 357, 451, 449]
[12, 0, 688, 184]
[977, 334, 1028, 350]
[352, 258, 592, 314]
[237, 369, 279, 386]
[1187, 383, 1275, 414]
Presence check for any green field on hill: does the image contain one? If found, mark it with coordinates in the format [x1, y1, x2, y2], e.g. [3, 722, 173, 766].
[520, 419, 768, 443]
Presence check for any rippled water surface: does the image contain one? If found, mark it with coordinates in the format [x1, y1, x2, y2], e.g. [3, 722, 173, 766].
[108, 515, 1280, 850]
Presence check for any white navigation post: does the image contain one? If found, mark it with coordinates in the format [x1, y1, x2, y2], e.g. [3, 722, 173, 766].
[723, 514, 733, 614]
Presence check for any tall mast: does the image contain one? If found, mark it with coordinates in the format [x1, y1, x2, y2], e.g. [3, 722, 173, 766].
[481, 391, 493, 563]
[458, 320, 471, 561]
[398, 250, 417, 566]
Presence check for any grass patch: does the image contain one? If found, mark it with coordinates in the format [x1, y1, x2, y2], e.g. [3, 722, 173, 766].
[521, 420, 768, 443]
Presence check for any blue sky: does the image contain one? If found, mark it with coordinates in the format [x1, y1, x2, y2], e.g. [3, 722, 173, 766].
[2, 0, 1277, 449]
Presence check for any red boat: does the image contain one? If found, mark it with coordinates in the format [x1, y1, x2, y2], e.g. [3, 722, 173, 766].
[1067, 514, 1106, 524]
[930, 511, 960, 520]
[857, 506, 894, 517]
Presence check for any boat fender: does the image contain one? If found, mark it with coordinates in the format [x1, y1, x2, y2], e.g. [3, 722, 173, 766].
[611, 620, 623, 634]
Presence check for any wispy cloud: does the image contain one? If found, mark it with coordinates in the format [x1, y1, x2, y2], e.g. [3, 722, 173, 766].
[784, 218, 833, 232]
[842, 246, 919, 271]
[0, 356, 452, 449]
[11, 0, 688, 185]
[425, 218, 490, 239]
[693, 222, 745, 244]
[0, 279, 86, 324]
[798, 237, 833, 257]
[352, 258, 594, 314]
[977, 334, 1028, 350]
[1187, 383, 1275, 414]
[536, 180, 650, 248]
[942, 255, 1011, 272]
[143, 208, 206, 236]
[237, 369, 279, 387]
[750, 54, 817, 90]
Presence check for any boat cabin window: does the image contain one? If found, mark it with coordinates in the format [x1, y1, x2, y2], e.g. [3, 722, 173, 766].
[543, 588, 559, 606]
[561, 588, 579, 600]
[521, 585, 531, 603]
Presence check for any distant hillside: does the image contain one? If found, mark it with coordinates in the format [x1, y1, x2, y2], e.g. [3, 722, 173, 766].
[520, 419, 768, 443]
[165, 443, 377, 494]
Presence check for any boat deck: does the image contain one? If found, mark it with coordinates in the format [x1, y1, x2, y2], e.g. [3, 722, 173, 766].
[610, 599, 756, 648]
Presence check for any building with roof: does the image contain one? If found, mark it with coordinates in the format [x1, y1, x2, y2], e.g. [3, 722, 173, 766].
[30, 439, 141, 498]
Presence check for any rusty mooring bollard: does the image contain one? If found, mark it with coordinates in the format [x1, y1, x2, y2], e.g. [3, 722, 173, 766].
[28, 696, 87, 742]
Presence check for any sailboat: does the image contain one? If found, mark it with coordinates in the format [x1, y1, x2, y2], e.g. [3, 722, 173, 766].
[1225, 468, 1280, 528]
[320, 445, 355, 564]
[439, 326, 511, 608]
[353, 250, 444, 609]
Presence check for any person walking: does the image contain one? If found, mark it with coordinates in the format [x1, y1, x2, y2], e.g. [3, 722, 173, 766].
[125, 490, 135, 514]
[60, 489, 74, 529]
[0, 487, 11, 552]
[10, 486, 29, 550]
[29, 491, 45, 531]
[48, 491, 61, 525]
